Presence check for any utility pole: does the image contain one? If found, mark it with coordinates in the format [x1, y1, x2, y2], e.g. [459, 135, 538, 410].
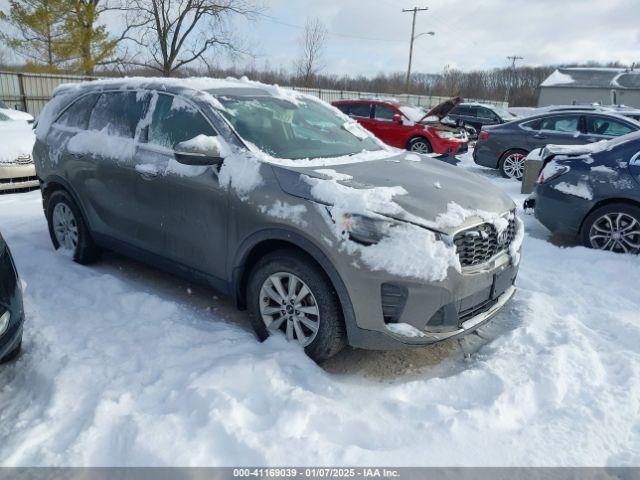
[403, 6, 429, 93]
[504, 55, 524, 103]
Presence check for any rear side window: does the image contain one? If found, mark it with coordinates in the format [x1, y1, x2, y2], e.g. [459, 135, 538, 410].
[55, 93, 100, 130]
[586, 117, 634, 137]
[88, 92, 146, 138]
[539, 115, 580, 133]
[348, 103, 372, 118]
[146, 94, 215, 149]
[374, 104, 397, 121]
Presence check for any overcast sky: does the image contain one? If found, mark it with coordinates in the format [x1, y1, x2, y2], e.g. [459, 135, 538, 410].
[234, 0, 640, 75]
[1, 0, 639, 75]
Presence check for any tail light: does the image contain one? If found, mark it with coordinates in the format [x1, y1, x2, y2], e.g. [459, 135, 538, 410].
[479, 131, 489, 140]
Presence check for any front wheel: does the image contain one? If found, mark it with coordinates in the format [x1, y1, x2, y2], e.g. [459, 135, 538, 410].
[407, 137, 432, 154]
[500, 150, 528, 180]
[46, 190, 100, 264]
[581, 204, 640, 254]
[247, 250, 346, 362]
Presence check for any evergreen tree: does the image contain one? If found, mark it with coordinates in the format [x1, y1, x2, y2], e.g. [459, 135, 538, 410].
[0, 0, 68, 72]
[60, 0, 118, 75]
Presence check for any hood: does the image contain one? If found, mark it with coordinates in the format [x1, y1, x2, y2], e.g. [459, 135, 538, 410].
[0, 108, 34, 122]
[420, 96, 462, 122]
[273, 152, 514, 234]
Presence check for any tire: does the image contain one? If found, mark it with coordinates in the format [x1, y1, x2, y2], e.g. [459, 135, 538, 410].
[0, 339, 21, 364]
[407, 137, 432, 154]
[247, 250, 346, 362]
[46, 190, 100, 264]
[499, 149, 528, 180]
[580, 203, 640, 254]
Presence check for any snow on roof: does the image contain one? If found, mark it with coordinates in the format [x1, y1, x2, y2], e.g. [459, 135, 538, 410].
[540, 70, 575, 87]
[540, 67, 640, 90]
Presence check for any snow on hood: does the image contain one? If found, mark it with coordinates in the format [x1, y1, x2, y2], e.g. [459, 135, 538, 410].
[281, 152, 515, 234]
[0, 108, 33, 122]
[0, 120, 35, 163]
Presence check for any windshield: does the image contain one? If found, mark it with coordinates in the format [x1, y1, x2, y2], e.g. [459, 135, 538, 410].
[213, 94, 382, 159]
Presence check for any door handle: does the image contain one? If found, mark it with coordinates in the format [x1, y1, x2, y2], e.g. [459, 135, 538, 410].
[533, 133, 546, 139]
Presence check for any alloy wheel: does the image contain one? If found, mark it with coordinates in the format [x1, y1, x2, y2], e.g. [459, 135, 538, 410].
[410, 141, 431, 154]
[52, 203, 79, 251]
[259, 272, 320, 347]
[502, 153, 526, 179]
[589, 212, 640, 254]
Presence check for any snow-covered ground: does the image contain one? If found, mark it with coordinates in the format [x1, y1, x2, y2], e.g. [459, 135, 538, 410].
[1, 153, 640, 466]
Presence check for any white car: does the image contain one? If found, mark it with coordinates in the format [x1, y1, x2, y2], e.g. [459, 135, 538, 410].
[0, 100, 34, 123]
[0, 114, 37, 192]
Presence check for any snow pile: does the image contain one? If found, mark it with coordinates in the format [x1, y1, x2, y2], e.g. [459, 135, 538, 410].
[540, 70, 575, 87]
[218, 152, 263, 199]
[0, 120, 35, 163]
[303, 175, 460, 282]
[590, 165, 616, 174]
[435, 201, 512, 235]
[259, 149, 396, 168]
[404, 153, 422, 162]
[552, 181, 593, 200]
[386, 322, 426, 338]
[259, 201, 308, 227]
[177, 134, 231, 157]
[313, 169, 353, 181]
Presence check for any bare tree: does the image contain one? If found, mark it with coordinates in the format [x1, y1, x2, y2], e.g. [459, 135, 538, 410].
[120, 0, 260, 77]
[295, 17, 327, 87]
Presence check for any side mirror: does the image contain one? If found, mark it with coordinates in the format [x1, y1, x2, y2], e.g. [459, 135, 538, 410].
[392, 114, 403, 125]
[174, 137, 225, 167]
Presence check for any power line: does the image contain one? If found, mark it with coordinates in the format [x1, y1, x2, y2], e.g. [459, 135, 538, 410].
[256, 13, 406, 44]
[505, 55, 524, 102]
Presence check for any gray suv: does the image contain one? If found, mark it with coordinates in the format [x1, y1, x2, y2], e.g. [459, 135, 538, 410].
[33, 78, 522, 361]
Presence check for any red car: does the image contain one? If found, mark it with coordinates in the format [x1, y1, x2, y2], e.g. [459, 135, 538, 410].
[332, 97, 468, 155]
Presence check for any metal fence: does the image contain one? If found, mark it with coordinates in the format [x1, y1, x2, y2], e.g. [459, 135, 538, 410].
[0, 70, 508, 116]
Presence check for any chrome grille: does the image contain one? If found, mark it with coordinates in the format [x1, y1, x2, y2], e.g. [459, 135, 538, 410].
[453, 216, 517, 267]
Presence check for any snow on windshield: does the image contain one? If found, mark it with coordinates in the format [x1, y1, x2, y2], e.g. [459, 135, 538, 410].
[398, 105, 426, 123]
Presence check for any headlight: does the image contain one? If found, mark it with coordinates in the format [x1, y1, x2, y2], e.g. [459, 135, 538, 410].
[434, 130, 456, 139]
[340, 213, 395, 245]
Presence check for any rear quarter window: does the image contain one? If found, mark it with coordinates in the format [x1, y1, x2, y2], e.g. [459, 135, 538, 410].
[54, 93, 100, 130]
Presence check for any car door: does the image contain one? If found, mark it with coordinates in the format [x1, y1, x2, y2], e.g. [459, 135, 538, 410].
[133, 92, 229, 280]
[583, 115, 637, 143]
[370, 103, 405, 147]
[525, 114, 583, 150]
[64, 91, 147, 244]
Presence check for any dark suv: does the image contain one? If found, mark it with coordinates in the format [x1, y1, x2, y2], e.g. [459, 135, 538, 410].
[33, 78, 521, 361]
[447, 102, 517, 137]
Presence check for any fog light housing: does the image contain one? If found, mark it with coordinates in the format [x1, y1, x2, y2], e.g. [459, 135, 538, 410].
[0, 310, 9, 336]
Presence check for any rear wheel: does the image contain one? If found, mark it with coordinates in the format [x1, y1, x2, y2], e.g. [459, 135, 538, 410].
[407, 137, 432, 154]
[581, 203, 640, 254]
[499, 150, 528, 180]
[46, 190, 100, 264]
[247, 250, 346, 362]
